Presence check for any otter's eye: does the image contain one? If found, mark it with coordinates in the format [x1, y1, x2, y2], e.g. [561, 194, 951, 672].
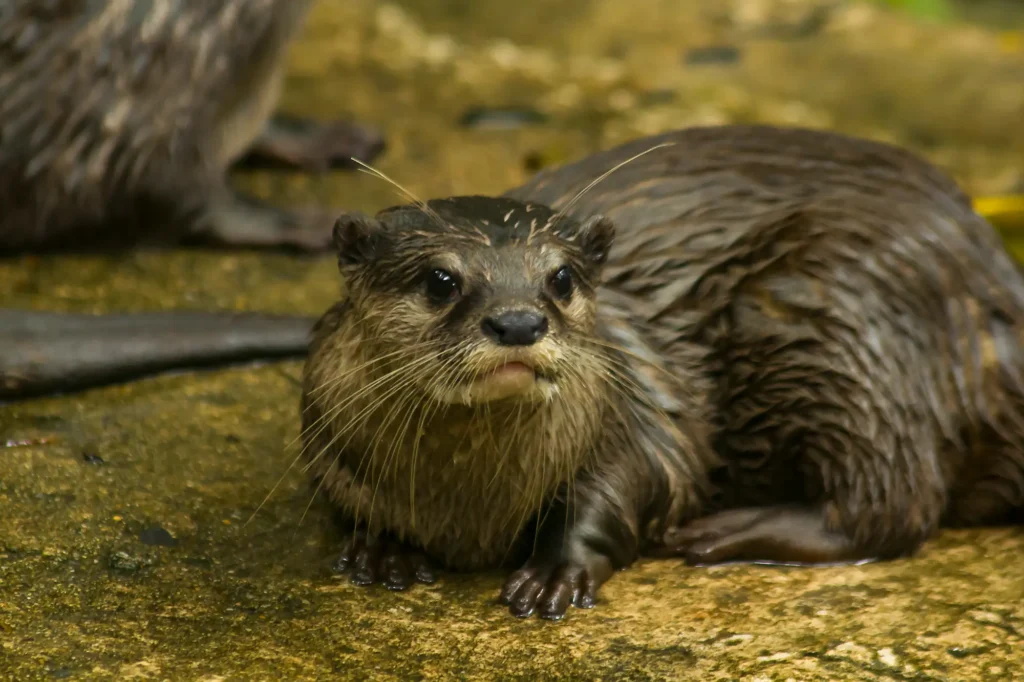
[424, 268, 461, 304]
[549, 265, 574, 300]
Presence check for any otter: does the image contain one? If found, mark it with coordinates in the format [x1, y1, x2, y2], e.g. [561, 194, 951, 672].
[0, 0, 383, 253]
[302, 124, 1024, 621]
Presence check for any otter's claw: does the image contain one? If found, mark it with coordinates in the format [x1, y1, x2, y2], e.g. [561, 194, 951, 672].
[499, 557, 610, 620]
[333, 531, 438, 591]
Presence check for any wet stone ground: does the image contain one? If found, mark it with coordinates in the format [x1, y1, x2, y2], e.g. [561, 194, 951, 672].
[2, 0, 1024, 679]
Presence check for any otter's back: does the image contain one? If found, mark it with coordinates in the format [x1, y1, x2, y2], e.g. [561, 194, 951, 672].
[508, 125, 1024, 514]
[505, 125, 1024, 319]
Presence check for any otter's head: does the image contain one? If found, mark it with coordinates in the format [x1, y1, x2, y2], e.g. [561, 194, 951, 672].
[332, 196, 614, 406]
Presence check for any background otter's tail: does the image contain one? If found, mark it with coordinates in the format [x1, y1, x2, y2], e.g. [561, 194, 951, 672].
[0, 310, 316, 401]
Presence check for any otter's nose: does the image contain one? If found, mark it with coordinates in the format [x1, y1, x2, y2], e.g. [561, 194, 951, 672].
[481, 310, 549, 346]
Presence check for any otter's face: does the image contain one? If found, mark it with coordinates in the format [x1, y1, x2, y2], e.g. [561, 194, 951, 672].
[332, 196, 614, 406]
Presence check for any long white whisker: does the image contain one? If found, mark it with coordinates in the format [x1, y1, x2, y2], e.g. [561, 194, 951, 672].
[352, 159, 449, 230]
[549, 142, 675, 227]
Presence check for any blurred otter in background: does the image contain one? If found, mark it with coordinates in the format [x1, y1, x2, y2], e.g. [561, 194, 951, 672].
[0, 0, 384, 253]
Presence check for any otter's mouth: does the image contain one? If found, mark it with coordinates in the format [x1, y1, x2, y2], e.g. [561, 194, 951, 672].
[473, 361, 555, 383]
[448, 360, 556, 405]
[475, 361, 535, 381]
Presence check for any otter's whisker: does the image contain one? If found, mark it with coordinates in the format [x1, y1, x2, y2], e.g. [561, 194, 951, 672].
[351, 159, 449, 231]
[293, 341, 441, 458]
[363, 390, 419, 535]
[249, 352, 438, 528]
[298, 364, 420, 475]
[528, 412, 553, 557]
[299, 348, 442, 465]
[299, 358, 441, 530]
[363, 352, 443, 533]
[298, 354, 437, 500]
[307, 352, 440, 477]
[586, 336, 693, 392]
[248, 355, 418, 528]
[545, 142, 676, 233]
[406, 396, 434, 531]
[290, 341, 441, 453]
[334, 351, 456, 530]
[408, 350, 466, 527]
[557, 363, 588, 541]
[305, 341, 440, 400]
[485, 397, 528, 493]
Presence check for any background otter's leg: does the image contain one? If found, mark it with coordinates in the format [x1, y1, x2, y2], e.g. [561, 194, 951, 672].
[946, 438, 1024, 527]
[198, 16, 382, 250]
[235, 114, 386, 172]
[210, 8, 385, 176]
[184, 188, 335, 251]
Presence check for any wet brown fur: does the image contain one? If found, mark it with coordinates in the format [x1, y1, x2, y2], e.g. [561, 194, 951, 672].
[508, 124, 1024, 544]
[303, 124, 1024, 618]
[0, 0, 366, 251]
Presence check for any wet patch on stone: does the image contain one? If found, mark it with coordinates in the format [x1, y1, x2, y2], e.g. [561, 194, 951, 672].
[683, 45, 742, 65]
[138, 526, 178, 547]
[459, 106, 550, 130]
[81, 450, 104, 465]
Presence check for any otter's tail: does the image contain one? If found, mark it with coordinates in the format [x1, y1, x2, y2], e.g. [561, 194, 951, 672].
[0, 310, 317, 401]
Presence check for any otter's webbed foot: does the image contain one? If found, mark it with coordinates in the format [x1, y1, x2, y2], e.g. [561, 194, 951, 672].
[500, 552, 614, 620]
[238, 114, 386, 172]
[662, 505, 865, 567]
[333, 530, 438, 591]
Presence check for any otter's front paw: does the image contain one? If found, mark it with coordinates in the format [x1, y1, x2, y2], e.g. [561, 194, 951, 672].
[333, 531, 438, 591]
[499, 553, 613, 620]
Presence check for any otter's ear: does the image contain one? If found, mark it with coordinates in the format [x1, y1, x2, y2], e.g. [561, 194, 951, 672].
[333, 212, 384, 266]
[577, 215, 615, 267]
